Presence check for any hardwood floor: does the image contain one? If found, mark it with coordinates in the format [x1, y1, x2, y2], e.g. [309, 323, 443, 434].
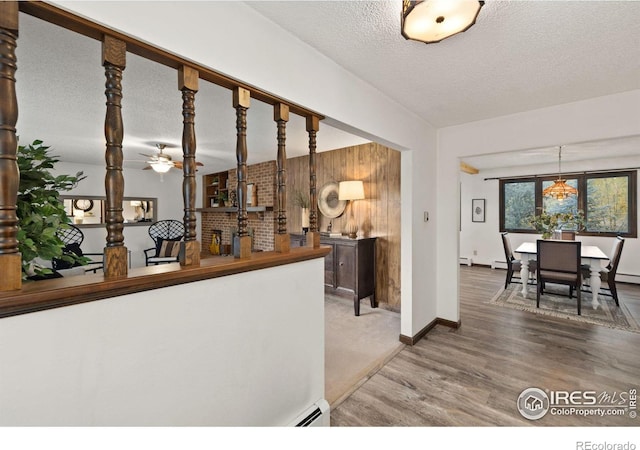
[331, 265, 640, 426]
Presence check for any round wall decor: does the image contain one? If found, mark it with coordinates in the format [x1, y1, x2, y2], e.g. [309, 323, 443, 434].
[317, 181, 346, 218]
[73, 198, 94, 212]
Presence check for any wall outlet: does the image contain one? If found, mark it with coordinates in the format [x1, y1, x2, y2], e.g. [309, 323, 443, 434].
[473, 250, 478, 256]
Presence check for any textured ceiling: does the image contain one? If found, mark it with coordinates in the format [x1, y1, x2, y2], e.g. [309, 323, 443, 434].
[14, 1, 640, 172]
[246, 0, 640, 128]
[15, 12, 369, 173]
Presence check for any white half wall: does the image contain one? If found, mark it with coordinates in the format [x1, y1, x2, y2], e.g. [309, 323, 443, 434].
[0, 258, 325, 426]
[439, 90, 640, 321]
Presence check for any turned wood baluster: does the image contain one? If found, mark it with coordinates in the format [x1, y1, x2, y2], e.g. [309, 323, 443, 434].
[102, 35, 128, 277]
[306, 116, 320, 248]
[0, 2, 21, 290]
[179, 66, 200, 266]
[233, 87, 251, 258]
[274, 103, 290, 253]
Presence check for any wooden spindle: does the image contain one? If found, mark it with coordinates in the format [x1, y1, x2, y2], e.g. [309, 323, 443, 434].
[233, 87, 251, 259]
[274, 103, 290, 253]
[0, 2, 21, 290]
[102, 35, 128, 277]
[178, 66, 200, 266]
[306, 116, 320, 248]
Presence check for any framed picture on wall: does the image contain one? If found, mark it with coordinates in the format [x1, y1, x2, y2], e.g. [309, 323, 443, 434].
[247, 183, 255, 206]
[472, 198, 485, 223]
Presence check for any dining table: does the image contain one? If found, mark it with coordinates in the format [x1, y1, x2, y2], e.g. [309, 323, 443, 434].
[514, 241, 609, 307]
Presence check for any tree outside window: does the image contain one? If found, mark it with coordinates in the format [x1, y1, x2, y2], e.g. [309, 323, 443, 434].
[500, 171, 636, 238]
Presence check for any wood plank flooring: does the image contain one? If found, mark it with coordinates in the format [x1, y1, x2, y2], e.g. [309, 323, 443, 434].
[330, 265, 640, 426]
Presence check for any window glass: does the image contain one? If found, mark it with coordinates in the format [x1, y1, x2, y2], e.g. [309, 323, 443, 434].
[500, 171, 635, 237]
[586, 176, 629, 233]
[503, 181, 535, 230]
[542, 179, 578, 215]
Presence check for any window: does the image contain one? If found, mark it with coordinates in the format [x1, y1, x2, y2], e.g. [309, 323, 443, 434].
[502, 180, 535, 231]
[586, 174, 630, 234]
[499, 171, 637, 237]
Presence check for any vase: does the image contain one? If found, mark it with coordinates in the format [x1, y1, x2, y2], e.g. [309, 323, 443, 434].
[301, 207, 310, 232]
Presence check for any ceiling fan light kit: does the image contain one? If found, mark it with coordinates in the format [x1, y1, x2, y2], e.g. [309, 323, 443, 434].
[150, 161, 173, 173]
[137, 143, 202, 174]
[401, 0, 484, 44]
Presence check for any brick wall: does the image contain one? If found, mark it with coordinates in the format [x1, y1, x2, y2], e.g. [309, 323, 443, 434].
[201, 160, 276, 252]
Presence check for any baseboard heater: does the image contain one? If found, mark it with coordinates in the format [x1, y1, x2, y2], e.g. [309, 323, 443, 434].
[288, 399, 330, 427]
[492, 260, 508, 270]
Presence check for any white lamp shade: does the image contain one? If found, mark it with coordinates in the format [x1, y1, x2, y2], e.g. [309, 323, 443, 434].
[151, 162, 172, 173]
[338, 181, 365, 201]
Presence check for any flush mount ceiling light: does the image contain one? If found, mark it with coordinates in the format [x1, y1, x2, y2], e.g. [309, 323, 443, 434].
[401, 0, 484, 44]
[543, 146, 578, 201]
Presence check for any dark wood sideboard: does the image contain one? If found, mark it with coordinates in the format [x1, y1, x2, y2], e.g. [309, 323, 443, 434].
[291, 234, 376, 316]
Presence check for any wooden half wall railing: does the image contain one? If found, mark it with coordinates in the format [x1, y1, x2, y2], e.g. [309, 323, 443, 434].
[275, 103, 290, 253]
[0, 1, 324, 292]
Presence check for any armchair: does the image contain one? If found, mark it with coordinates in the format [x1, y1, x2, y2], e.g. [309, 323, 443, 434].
[53, 224, 104, 273]
[144, 220, 185, 266]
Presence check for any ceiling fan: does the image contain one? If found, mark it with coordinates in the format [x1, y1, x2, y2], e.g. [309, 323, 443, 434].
[140, 144, 203, 173]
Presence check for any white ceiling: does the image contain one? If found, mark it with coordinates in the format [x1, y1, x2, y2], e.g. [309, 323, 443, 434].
[15, 1, 640, 173]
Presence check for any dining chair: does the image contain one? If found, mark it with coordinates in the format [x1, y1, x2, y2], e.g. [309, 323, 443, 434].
[536, 239, 582, 315]
[501, 232, 536, 289]
[582, 236, 625, 306]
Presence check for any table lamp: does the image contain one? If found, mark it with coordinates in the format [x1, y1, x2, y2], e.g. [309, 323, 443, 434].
[339, 180, 365, 239]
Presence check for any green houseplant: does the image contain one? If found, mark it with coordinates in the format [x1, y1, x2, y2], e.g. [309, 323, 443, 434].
[17, 139, 86, 279]
[529, 210, 585, 239]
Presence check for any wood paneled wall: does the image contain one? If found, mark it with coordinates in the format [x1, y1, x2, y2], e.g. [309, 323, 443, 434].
[287, 143, 401, 310]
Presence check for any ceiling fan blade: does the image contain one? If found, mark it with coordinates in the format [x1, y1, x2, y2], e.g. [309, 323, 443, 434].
[142, 166, 153, 170]
[139, 152, 154, 158]
[173, 162, 183, 169]
[196, 161, 204, 166]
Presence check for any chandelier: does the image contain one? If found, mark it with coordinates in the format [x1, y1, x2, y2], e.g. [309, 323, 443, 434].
[401, 0, 484, 44]
[543, 146, 578, 201]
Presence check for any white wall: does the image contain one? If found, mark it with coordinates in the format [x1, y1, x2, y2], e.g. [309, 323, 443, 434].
[55, 162, 188, 268]
[0, 258, 325, 426]
[440, 90, 640, 320]
[460, 156, 640, 283]
[54, 1, 439, 337]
